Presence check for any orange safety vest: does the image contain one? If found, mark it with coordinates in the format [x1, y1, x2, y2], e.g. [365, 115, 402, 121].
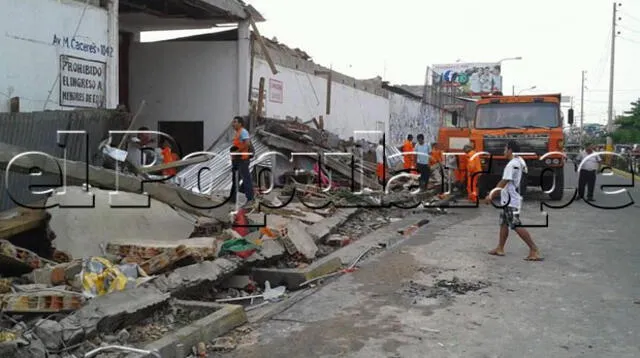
[233, 128, 250, 160]
[161, 147, 179, 176]
[402, 140, 415, 169]
[430, 149, 443, 166]
[466, 150, 482, 174]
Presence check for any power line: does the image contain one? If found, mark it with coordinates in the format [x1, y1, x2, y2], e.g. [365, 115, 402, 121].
[620, 10, 640, 24]
[619, 36, 640, 45]
[619, 24, 640, 34]
[587, 88, 640, 92]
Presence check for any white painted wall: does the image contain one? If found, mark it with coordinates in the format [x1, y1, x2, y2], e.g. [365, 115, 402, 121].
[252, 58, 389, 140]
[0, 0, 116, 112]
[129, 40, 239, 149]
[388, 93, 440, 147]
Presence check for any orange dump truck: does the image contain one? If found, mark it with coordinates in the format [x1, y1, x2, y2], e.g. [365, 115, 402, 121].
[438, 93, 574, 201]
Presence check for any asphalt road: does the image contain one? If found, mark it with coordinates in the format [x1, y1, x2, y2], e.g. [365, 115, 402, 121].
[223, 165, 640, 358]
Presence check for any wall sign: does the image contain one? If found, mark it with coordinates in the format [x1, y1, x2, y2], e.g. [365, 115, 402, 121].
[52, 34, 114, 57]
[59, 55, 107, 108]
[269, 79, 283, 103]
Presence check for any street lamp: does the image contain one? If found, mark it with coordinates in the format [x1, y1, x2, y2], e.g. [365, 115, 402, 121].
[498, 56, 523, 63]
[497, 57, 522, 95]
[518, 86, 537, 95]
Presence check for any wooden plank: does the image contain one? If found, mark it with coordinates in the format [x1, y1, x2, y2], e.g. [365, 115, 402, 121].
[247, 14, 278, 75]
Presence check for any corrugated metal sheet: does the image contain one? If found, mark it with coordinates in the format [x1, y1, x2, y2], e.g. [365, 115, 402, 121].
[176, 138, 274, 194]
[0, 110, 128, 211]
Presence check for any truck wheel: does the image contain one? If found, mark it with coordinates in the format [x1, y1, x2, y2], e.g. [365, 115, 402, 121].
[549, 169, 564, 201]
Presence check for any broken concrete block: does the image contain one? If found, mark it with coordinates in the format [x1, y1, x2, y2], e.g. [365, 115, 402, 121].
[220, 275, 252, 289]
[64, 286, 169, 337]
[280, 219, 317, 260]
[306, 208, 358, 242]
[326, 235, 351, 247]
[252, 256, 341, 290]
[150, 258, 242, 296]
[33, 319, 63, 351]
[260, 239, 285, 259]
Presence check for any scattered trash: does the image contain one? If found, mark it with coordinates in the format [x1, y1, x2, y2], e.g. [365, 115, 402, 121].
[80, 257, 148, 298]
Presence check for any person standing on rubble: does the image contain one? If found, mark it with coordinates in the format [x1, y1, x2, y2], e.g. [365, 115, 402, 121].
[376, 138, 387, 186]
[429, 142, 444, 187]
[229, 116, 255, 207]
[402, 134, 416, 174]
[126, 126, 157, 171]
[415, 134, 431, 191]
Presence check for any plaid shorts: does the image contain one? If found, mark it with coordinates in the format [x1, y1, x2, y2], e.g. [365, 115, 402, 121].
[499, 206, 522, 230]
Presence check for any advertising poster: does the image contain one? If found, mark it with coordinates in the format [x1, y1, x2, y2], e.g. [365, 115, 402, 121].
[431, 62, 502, 96]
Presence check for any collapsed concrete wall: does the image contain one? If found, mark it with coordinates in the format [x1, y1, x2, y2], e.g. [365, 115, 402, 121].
[0, 110, 129, 211]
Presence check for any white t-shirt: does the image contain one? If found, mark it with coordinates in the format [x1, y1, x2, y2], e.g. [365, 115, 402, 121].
[376, 145, 384, 164]
[500, 157, 523, 210]
[577, 150, 601, 171]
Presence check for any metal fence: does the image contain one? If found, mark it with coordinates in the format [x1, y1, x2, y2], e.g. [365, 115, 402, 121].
[0, 110, 129, 211]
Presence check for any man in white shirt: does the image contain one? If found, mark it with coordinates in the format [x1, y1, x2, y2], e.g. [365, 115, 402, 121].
[575, 143, 601, 201]
[483, 140, 542, 261]
[414, 134, 432, 190]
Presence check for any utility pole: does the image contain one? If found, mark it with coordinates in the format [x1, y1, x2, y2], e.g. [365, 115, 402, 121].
[606, 2, 620, 152]
[580, 70, 586, 147]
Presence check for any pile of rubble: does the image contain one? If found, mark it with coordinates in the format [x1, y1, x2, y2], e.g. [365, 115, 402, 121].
[0, 117, 444, 357]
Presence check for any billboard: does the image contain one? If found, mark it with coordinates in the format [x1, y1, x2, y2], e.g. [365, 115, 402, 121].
[431, 62, 502, 96]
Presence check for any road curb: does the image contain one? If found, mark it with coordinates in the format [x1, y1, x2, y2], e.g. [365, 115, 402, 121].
[251, 257, 342, 290]
[139, 301, 247, 358]
[610, 167, 640, 181]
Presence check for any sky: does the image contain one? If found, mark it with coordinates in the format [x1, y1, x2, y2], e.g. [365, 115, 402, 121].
[141, 0, 640, 126]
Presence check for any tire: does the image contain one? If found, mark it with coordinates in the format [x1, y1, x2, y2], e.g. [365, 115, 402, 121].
[549, 169, 564, 201]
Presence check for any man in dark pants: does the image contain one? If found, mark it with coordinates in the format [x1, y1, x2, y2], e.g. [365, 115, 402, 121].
[229, 116, 255, 207]
[576, 143, 601, 201]
[414, 134, 431, 191]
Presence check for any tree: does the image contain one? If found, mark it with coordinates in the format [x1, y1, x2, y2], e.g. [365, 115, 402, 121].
[613, 98, 640, 144]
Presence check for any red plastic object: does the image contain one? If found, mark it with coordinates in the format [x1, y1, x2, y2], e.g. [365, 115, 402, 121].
[233, 208, 249, 236]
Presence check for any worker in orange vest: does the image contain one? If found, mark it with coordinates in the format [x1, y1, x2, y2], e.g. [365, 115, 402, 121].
[230, 116, 254, 206]
[401, 134, 416, 174]
[429, 142, 444, 186]
[463, 144, 482, 202]
[160, 139, 180, 177]
[454, 150, 468, 192]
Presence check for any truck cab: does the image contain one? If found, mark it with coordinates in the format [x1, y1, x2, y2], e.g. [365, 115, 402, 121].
[438, 93, 573, 201]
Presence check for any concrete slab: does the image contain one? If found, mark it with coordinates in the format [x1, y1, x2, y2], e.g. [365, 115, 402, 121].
[280, 219, 317, 260]
[306, 208, 359, 242]
[251, 256, 342, 290]
[150, 258, 242, 296]
[63, 286, 170, 337]
[139, 301, 247, 358]
[48, 186, 196, 259]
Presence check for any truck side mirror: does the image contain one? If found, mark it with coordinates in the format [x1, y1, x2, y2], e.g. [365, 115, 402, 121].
[567, 108, 574, 125]
[451, 111, 458, 127]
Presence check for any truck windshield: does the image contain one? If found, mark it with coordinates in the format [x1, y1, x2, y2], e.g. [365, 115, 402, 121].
[475, 102, 560, 129]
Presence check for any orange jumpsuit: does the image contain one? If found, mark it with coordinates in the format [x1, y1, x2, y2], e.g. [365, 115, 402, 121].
[466, 150, 482, 201]
[454, 154, 468, 185]
[429, 148, 443, 166]
[161, 146, 179, 176]
[402, 140, 416, 173]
